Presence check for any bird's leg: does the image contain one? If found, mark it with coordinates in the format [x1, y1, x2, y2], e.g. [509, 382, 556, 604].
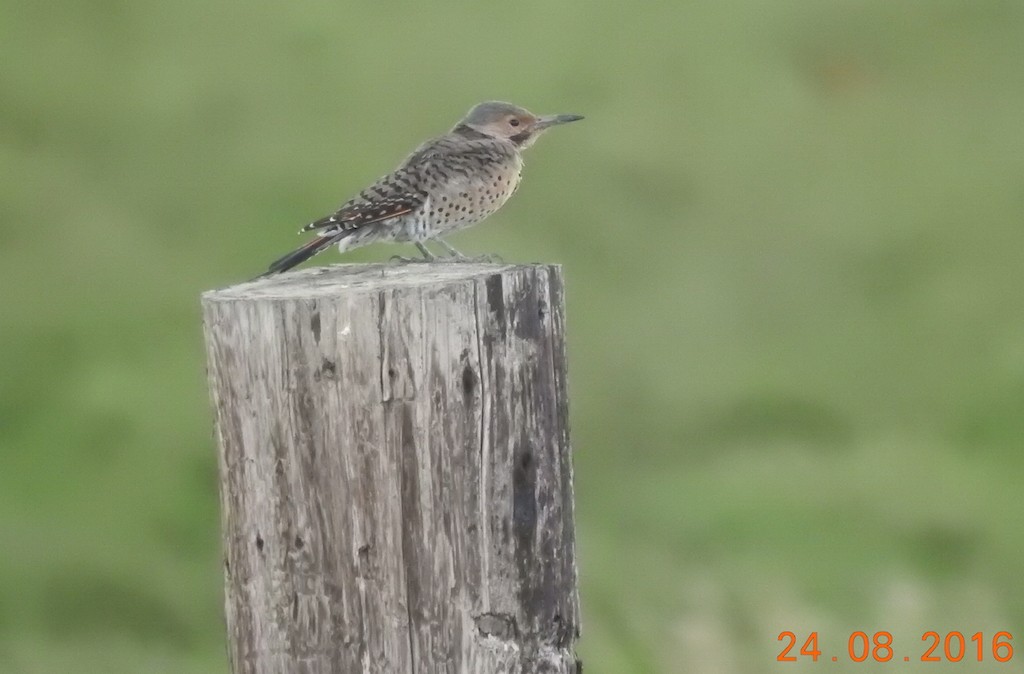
[389, 241, 436, 264]
[433, 238, 503, 263]
[434, 238, 468, 260]
[415, 241, 437, 261]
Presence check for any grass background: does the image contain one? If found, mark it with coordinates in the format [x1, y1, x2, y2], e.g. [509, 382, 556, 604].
[2, 0, 1024, 671]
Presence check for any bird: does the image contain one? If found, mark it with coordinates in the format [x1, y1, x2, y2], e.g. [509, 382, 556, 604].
[258, 101, 583, 277]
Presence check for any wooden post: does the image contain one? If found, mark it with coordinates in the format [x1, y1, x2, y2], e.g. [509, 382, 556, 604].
[201, 263, 580, 674]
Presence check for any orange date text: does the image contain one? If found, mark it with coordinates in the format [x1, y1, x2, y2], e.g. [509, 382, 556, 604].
[777, 631, 1013, 663]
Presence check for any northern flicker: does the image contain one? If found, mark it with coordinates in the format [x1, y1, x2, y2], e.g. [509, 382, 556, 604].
[259, 101, 583, 276]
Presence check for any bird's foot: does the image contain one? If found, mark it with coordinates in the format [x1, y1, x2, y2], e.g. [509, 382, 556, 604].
[388, 255, 432, 264]
[431, 239, 501, 263]
[456, 253, 503, 264]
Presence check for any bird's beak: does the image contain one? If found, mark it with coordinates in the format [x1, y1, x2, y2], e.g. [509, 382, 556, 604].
[534, 113, 585, 129]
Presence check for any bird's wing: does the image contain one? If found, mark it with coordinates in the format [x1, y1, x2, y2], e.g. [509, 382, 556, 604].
[302, 136, 511, 233]
[301, 164, 428, 233]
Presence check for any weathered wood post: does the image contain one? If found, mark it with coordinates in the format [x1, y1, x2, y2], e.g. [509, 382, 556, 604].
[201, 263, 580, 674]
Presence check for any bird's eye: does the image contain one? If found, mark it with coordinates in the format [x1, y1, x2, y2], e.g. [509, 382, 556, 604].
[509, 118, 521, 127]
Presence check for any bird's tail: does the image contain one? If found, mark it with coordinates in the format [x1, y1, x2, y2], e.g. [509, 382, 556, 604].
[254, 232, 344, 280]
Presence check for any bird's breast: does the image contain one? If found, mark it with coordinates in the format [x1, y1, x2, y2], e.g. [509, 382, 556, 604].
[418, 158, 522, 234]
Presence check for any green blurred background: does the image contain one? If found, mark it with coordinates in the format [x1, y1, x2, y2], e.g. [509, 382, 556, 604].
[3, 0, 1023, 671]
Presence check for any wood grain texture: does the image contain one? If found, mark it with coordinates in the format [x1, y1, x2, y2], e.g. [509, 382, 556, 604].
[202, 263, 580, 674]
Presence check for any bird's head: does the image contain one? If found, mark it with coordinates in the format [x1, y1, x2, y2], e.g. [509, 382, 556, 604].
[459, 101, 583, 148]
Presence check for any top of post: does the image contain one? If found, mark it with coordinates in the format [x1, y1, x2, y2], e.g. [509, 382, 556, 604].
[202, 262, 556, 303]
